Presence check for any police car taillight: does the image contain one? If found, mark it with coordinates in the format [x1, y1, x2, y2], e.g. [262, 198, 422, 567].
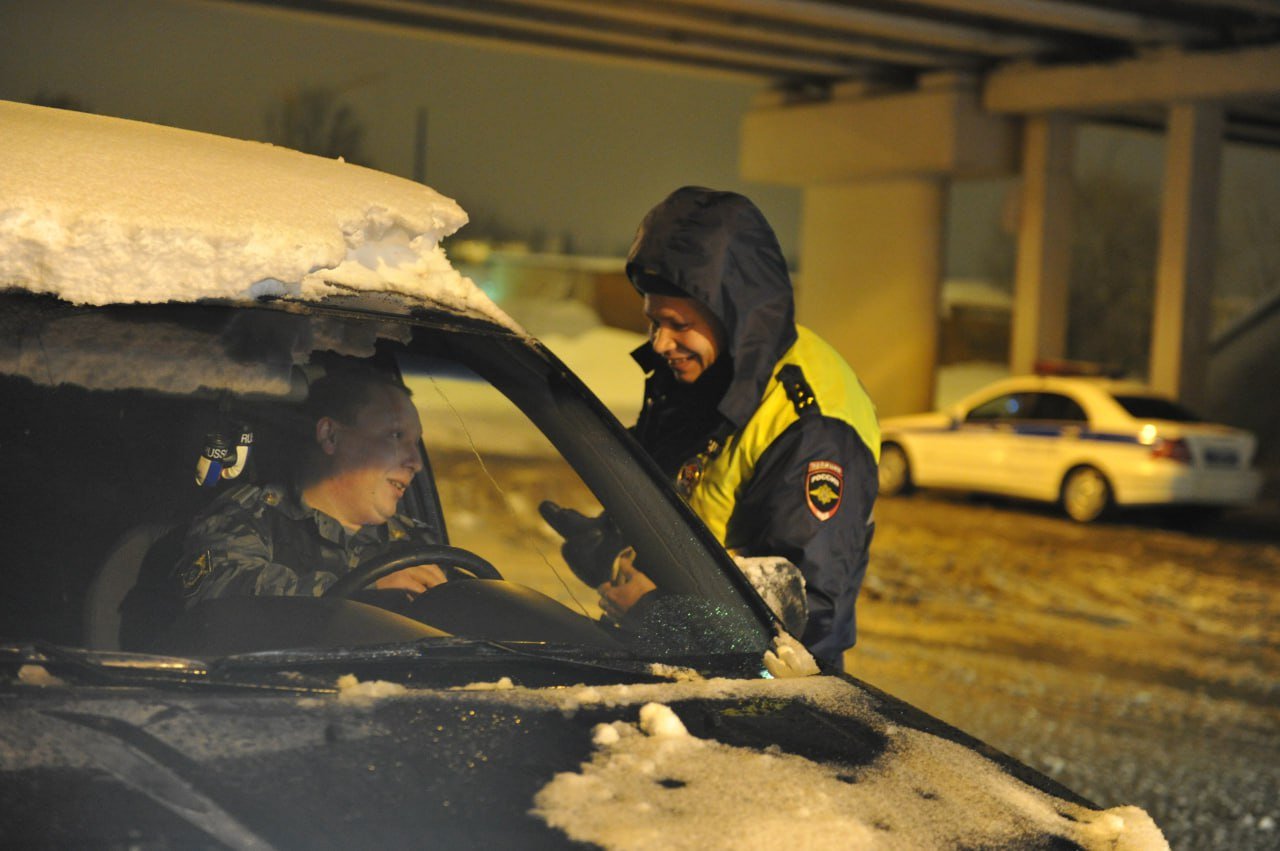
[1151, 437, 1192, 464]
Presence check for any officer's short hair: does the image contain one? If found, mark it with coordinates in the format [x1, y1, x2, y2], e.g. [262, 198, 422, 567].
[305, 365, 412, 426]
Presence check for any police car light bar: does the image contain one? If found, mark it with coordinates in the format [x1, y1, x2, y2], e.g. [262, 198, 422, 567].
[1032, 359, 1125, 378]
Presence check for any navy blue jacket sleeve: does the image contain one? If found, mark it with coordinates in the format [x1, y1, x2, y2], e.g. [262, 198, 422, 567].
[723, 415, 877, 662]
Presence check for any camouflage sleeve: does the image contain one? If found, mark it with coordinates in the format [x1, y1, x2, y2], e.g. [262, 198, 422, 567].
[176, 497, 337, 607]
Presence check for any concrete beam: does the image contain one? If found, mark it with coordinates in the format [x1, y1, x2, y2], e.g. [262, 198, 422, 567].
[1150, 103, 1224, 408]
[985, 44, 1280, 113]
[900, 0, 1203, 42]
[742, 82, 1018, 184]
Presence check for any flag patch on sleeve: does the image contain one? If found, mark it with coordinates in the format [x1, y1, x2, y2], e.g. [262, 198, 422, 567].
[805, 461, 844, 521]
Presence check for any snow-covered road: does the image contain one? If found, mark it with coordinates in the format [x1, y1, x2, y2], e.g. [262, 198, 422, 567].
[852, 494, 1280, 851]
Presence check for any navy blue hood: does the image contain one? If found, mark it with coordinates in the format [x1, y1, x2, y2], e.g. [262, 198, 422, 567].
[626, 187, 797, 429]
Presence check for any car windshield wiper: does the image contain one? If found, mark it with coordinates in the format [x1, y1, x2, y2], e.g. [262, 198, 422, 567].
[475, 638, 762, 681]
[208, 635, 757, 685]
[0, 642, 338, 695]
[4, 638, 761, 692]
[208, 635, 663, 679]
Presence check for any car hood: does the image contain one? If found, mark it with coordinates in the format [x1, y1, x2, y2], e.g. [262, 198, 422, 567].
[2, 669, 1166, 849]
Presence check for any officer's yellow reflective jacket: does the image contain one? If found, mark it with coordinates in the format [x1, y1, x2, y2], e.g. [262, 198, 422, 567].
[627, 187, 879, 663]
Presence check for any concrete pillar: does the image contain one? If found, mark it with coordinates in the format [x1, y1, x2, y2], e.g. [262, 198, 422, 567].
[740, 78, 1016, 415]
[797, 179, 945, 417]
[1150, 103, 1224, 408]
[1010, 115, 1075, 374]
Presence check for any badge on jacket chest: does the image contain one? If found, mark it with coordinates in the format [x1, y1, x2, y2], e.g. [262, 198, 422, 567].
[676, 457, 704, 499]
[805, 460, 844, 520]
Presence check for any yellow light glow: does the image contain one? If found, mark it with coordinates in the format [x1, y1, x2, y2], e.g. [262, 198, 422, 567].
[1138, 424, 1158, 445]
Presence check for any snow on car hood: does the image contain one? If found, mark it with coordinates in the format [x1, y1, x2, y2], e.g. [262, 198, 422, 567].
[3, 672, 1167, 850]
[529, 677, 1167, 851]
[0, 101, 514, 330]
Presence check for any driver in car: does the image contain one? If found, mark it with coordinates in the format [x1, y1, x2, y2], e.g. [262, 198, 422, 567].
[176, 366, 446, 606]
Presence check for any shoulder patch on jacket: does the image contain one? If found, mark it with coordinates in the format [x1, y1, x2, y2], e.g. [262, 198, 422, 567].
[778, 364, 818, 416]
[178, 551, 213, 597]
[805, 461, 844, 521]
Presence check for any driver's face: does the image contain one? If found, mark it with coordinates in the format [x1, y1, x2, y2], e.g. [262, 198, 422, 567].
[321, 387, 424, 529]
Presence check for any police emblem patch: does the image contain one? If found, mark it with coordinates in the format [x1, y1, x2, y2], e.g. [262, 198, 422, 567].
[805, 461, 843, 521]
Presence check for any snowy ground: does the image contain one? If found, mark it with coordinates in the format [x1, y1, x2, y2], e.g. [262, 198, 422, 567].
[850, 493, 1280, 851]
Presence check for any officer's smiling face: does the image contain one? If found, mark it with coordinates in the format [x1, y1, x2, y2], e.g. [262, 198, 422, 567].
[319, 386, 424, 530]
[644, 294, 726, 385]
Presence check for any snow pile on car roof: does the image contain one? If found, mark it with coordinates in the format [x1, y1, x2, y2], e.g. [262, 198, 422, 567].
[0, 101, 511, 326]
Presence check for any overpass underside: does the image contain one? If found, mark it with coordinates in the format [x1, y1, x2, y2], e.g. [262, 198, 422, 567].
[741, 47, 1280, 421]
[220, 0, 1280, 460]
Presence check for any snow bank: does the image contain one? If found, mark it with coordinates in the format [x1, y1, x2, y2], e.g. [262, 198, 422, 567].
[0, 101, 514, 329]
[532, 698, 1169, 851]
[539, 324, 647, 422]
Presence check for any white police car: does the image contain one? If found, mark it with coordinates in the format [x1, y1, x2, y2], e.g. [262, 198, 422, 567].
[878, 369, 1263, 523]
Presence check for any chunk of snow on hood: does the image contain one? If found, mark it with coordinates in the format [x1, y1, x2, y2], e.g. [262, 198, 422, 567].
[638, 703, 688, 738]
[647, 664, 703, 682]
[335, 674, 407, 703]
[0, 101, 517, 331]
[454, 676, 516, 691]
[763, 631, 820, 679]
[532, 701, 1169, 851]
[16, 665, 65, 687]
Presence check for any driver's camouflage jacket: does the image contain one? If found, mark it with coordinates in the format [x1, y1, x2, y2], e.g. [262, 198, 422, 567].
[177, 482, 434, 606]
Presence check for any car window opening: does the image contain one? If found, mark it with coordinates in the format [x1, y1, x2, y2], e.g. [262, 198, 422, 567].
[417, 368, 595, 620]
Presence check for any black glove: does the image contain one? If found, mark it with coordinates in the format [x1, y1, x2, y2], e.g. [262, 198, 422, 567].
[538, 500, 625, 588]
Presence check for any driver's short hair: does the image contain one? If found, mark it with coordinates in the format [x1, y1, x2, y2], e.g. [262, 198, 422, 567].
[305, 363, 412, 426]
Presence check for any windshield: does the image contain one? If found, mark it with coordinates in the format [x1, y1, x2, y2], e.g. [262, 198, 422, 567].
[0, 293, 769, 672]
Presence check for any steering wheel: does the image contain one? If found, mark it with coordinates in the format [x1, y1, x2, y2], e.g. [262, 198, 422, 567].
[323, 545, 503, 599]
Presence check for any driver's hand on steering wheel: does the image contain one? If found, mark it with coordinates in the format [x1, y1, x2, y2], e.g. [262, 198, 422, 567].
[374, 563, 448, 596]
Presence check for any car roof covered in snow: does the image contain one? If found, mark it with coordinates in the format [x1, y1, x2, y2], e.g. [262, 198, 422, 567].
[0, 100, 514, 329]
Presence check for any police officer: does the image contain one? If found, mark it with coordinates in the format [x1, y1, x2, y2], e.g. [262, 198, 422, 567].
[546, 187, 880, 670]
[177, 367, 445, 605]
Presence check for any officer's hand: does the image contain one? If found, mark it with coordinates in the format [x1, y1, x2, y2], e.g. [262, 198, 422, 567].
[538, 500, 624, 588]
[596, 548, 656, 621]
[375, 563, 448, 596]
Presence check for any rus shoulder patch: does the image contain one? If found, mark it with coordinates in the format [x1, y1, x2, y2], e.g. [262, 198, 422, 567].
[805, 460, 844, 521]
[179, 551, 213, 596]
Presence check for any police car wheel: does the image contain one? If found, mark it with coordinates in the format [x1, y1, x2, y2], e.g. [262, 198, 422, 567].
[1061, 466, 1111, 523]
[879, 444, 913, 496]
[323, 545, 503, 598]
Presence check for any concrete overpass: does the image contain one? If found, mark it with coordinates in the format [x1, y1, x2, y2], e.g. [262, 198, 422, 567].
[217, 0, 1280, 421]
